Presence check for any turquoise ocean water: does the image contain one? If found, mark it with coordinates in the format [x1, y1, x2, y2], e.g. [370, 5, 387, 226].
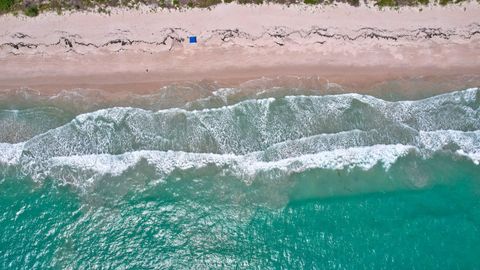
[0, 87, 479, 269]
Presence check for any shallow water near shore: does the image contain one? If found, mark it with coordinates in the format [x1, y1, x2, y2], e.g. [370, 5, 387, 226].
[0, 86, 480, 268]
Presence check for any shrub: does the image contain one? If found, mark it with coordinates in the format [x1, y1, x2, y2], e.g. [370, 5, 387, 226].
[375, 0, 396, 6]
[0, 0, 15, 12]
[24, 5, 39, 16]
[304, 0, 318, 4]
[347, 0, 360, 6]
[196, 0, 221, 7]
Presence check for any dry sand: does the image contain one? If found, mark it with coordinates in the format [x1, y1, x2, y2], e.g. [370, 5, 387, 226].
[0, 3, 479, 95]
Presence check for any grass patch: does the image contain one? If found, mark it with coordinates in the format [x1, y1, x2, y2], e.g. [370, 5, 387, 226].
[304, 0, 318, 4]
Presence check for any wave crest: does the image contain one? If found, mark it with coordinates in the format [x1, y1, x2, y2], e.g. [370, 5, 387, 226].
[0, 88, 478, 188]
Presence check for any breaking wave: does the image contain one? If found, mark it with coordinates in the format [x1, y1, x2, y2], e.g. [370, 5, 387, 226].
[0, 88, 479, 191]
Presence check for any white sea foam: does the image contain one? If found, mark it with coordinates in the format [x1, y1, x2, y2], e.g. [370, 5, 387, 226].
[44, 144, 414, 187]
[0, 88, 478, 187]
[212, 88, 241, 102]
[40, 131, 479, 187]
[418, 130, 480, 164]
[0, 143, 23, 166]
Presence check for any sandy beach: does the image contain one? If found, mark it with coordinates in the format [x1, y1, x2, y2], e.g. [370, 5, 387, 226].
[0, 3, 479, 95]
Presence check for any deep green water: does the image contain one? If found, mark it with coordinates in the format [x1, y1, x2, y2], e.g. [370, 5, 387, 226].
[0, 88, 479, 269]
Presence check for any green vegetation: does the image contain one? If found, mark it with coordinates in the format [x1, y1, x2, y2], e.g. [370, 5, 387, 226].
[438, 0, 465, 5]
[0, 0, 14, 13]
[375, 0, 396, 6]
[346, 0, 360, 6]
[0, 0, 473, 17]
[24, 5, 39, 16]
[195, 0, 222, 7]
[375, 0, 450, 7]
[237, 0, 263, 4]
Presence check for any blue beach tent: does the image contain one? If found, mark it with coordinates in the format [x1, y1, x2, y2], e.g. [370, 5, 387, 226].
[189, 36, 197, 44]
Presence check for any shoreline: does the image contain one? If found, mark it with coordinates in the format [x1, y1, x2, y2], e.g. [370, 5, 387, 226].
[1, 64, 480, 94]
